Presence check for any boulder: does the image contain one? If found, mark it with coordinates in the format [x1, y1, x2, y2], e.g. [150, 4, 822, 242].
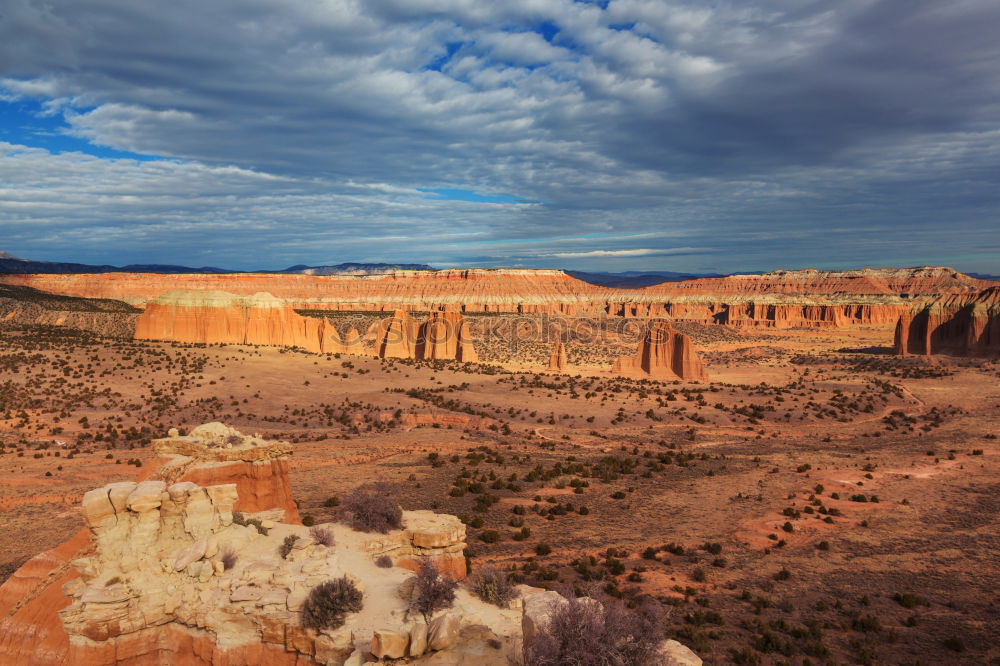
[656, 639, 703, 666]
[371, 629, 409, 659]
[428, 612, 462, 651]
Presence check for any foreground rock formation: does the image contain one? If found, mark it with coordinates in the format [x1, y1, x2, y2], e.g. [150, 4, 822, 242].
[0, 424, 300, 664]
[613, 320, 707, 381]
[0, 425, 505, 665]
[135, 290, 362, 354]
[895, 286, 1000, 356]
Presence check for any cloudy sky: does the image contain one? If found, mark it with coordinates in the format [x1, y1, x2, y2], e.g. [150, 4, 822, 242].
[1, 0, 998, 273]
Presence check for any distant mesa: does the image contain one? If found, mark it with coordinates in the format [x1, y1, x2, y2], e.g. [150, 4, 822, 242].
[2, 262, 997, 331]
[372, 310, 478, 362]
[894, 286, 1000, 357]
[612, 320, 707, 381]
[135, 289, 362, 354]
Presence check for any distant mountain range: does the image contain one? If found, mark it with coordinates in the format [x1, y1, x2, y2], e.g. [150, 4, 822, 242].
[2, 252, 997, 286]
[0, 253, 434, 276]
[565, 270, 732, 288]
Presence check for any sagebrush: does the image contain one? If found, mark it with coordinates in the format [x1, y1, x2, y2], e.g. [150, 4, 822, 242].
[301, 577, 363, 631]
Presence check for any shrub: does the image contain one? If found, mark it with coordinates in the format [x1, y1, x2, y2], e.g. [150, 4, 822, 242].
[301, 577, 363, 630]
[479, 530, 501, 543]
[892, 592, 928, 609]
[410, 560, 458, 620]
[323, 495, 340, 507]
[535, 543, 553, 556]
[301, 514, 315, 527]
[233, 512, 268, 536]
[343, 483, 402, 533]
[279, 535, 300, 559]
[523, 594, 664, 666]
[468, 565, 516, 608]
[943, 637, 965, 652]
[310, 526, 334, 547]
[220, 548, 237, 570]
[375, 554, 393, 568]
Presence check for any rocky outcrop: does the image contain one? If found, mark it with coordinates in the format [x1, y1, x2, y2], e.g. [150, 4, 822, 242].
[134, 290, 363, 354]
[894, 286, 1000, 356]
[612, 320, 707, 381]
[360, 510, 467, 580]
[372, 310, 479, 362]
[152, 423, 300, 523]
[548, 340, 567, 372]
[416, 311, 479, 362]
[0, 426, 520, 665]
[372, 309, 419, 358]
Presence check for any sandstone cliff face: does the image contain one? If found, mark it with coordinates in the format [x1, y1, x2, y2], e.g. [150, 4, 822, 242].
[894, 287, 1000, 356]
[134, 290, 361, 354]
[372, 310, 479, 362]
[612, 321, 707, 381]
[415, 311, 478, 362]
[548, 341, 567, 372]
[152, 423, 300, 523]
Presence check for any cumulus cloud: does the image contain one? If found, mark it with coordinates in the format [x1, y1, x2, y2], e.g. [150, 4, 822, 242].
[0, 0, 998, 272]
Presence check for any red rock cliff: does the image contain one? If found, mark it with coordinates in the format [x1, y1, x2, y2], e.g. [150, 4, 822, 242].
[612, 320, 707, 381]
[894, 286, 1000, 356]
[134, 289, 358, 354]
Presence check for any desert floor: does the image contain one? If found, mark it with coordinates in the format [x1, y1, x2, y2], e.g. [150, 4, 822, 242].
[1, 320, 998, 665]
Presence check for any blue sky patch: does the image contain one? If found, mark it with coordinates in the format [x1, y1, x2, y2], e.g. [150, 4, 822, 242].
[0, 97, 157, 160]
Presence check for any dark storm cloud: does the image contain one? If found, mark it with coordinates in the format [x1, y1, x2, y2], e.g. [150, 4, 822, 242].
[0, 0, 998, 272]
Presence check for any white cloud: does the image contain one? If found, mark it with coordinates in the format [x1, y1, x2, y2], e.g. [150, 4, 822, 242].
[0, 1, 998, 272]
[547, 248, 705, 258]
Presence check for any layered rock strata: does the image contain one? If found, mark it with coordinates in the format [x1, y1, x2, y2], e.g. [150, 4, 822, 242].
[5, 266, 990, 331]
[894, 286, 1000, 356]
[612, 320, 707, 381]
[135, 290, 363, 354]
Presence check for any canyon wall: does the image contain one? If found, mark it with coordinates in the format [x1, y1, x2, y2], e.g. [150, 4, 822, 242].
[371, 310, 479, 362]
[3, 266, 993, 332]
[0, 269, 611, 314]
[135, 289, 360, 354]
[894, 287, 1000, 356]
[612, 320, 707, 381]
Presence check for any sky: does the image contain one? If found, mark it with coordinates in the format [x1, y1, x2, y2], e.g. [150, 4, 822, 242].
[1, 0, 999, 274]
